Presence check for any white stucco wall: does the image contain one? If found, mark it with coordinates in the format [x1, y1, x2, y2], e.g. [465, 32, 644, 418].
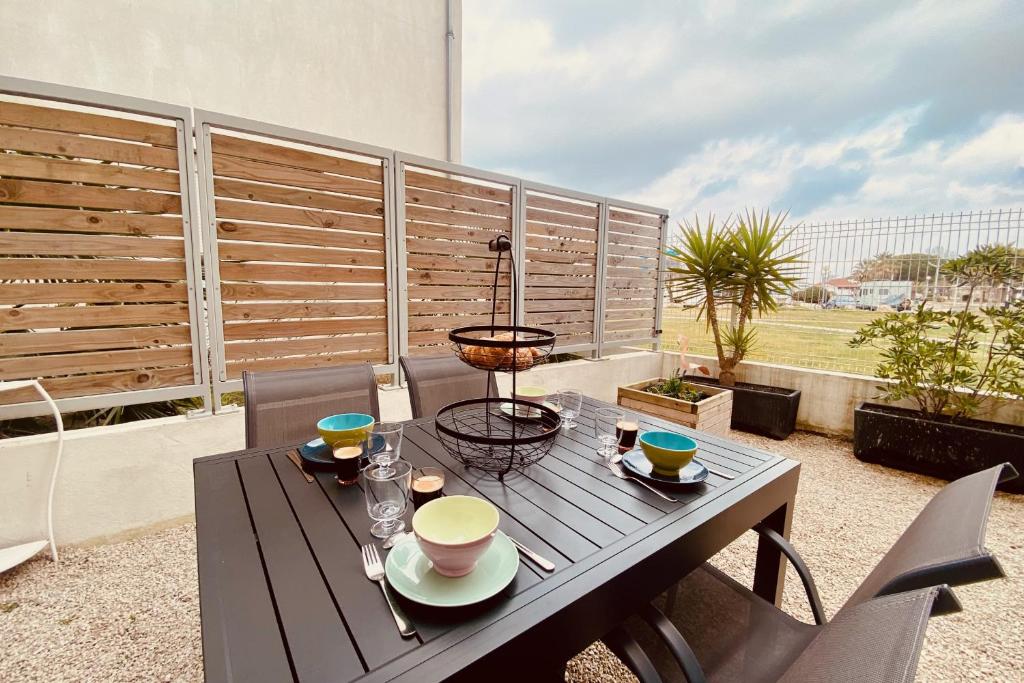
[0, 0, 460, 159]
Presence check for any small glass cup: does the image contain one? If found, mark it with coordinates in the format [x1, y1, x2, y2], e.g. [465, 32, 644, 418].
[616, 409, 640, 454]
[411, 467, 445, 509]
[369, 422, 404, 470]
[595, 407, 624, 461]
[555, 390, 583, 431]
[333, 444, 363, 486]
[363, 460, 412, 539]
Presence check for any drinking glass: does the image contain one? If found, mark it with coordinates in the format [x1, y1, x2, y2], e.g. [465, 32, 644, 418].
[369, 422, 404, 471]
[363, 460, 412, 539]
[555, 390, 583, 431]
[595, 407, 624, 460]
[616, 409, 640, 454]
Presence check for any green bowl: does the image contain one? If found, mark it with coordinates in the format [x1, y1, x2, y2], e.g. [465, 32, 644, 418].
[316, 413, 375, 447]
[639, 431, 698, 476]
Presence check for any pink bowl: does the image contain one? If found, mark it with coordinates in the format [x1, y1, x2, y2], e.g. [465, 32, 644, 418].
[412, 496, 499, 577]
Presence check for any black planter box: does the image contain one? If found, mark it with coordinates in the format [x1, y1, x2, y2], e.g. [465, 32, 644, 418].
[686, 377, 801, 440]
[854, 403, 1024, 493]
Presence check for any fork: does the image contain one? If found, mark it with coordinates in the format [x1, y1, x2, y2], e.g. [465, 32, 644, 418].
[361, 544, 416, 638]
[608, 461, 678, 503]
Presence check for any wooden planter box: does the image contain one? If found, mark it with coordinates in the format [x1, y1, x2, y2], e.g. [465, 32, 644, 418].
[617, 378, 733, 436]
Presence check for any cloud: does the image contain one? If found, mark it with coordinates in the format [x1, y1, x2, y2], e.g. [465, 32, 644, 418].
[462, 0, 1024, 219]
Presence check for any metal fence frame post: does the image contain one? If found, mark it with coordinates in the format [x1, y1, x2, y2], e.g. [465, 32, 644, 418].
[593, 201, 610, 359]
[653, 213, 670, 352]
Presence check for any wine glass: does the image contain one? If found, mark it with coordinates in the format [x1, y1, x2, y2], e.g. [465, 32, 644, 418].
[363, 460, 412, 539]
[369, 422, 403, 472]
[595, 407, 624, 461]
[555, 390, 583, 431]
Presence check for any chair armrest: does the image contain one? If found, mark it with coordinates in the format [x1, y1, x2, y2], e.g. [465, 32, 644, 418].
[754, 523, 828, 625]
[603, 626, 664, 683]
[637, 604, 708, 683]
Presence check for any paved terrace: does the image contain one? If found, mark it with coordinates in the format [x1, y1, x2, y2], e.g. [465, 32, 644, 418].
[1, 430, 1020, 683]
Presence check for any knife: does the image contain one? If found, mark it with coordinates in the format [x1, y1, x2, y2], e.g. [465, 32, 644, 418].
[508, 536, 555, 572]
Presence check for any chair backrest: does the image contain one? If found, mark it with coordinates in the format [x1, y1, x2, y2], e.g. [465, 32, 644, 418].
[842, 463, 1016, 611]
[779, 586, 953, 683]
[242, 364, 381, 449]
[400, 355, 499, 420]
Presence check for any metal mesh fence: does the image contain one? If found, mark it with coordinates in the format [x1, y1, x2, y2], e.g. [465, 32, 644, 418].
[662, 209, 1024, 376]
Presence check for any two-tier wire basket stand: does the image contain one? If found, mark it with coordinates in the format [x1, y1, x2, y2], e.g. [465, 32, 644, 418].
[434, 234, 561, 479]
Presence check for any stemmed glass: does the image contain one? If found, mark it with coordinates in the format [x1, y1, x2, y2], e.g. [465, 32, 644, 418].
[595, 407, 624, 461]
[363, 460, 412, 539]
[369, 422, 403, 473]
[555, 390, 583, 431]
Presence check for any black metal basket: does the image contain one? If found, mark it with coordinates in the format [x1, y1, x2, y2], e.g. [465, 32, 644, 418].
[449, 324, 556, 372]
[436, 398, 560, 477]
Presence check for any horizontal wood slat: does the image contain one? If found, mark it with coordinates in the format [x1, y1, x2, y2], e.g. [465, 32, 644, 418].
[214, 177, 384, 217]
[218, 262, 384, 285]
[404, 170, 511, 203]
[609, 208, 661, 228]
[224, 349, 386, 378]
[214, 199, 384, 233]
[0, 100, 178, 146]
[0, 154, 181, 191]
[216, 221, 385, 251]
[0, 325, 191, 356]
[0, 232, 185, 258]
[212, 154, 383, 199]
[0, 127, 179, 168]
[0, 206, 184, 236]
[222, 318, 387, 341]
[211, 134, 383, 181]
[224, 334, 387, 361]
[0, 366, 195, 405]
[221, 302, 387, 321]
[1, 303, 190, 331]
[0, 258, 186, 281]
[0, 178, 181, 213]
[1, 282, 188, 304]
[0, 345, 192, 380]
[216, 241, 386, 269]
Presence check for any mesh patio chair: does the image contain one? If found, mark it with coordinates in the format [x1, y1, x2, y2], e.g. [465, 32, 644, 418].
[242, 364, 381, 449]
[400, 354, 499, 420]
[610, 462, 1016, 683]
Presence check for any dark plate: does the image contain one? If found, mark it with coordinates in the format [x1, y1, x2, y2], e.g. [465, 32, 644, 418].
[621, 448, 709, 487]
[299, 434, 385, 470]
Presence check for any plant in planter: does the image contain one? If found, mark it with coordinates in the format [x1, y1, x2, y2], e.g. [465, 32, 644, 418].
[617, 335, 733, 435]
[848, 244, 1024, 491]
[665, 209, 804, 439]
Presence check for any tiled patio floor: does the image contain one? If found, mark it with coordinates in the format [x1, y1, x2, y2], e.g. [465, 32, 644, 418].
[1, 431, 1020, 682]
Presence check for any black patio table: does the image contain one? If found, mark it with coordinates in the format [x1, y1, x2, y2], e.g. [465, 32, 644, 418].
[194, 395, 800, 682]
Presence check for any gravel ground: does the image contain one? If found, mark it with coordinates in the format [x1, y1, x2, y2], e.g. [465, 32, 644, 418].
[1, 431, 1020, 682]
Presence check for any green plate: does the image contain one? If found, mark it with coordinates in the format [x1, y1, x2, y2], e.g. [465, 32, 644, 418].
[384, 531, 519, 607]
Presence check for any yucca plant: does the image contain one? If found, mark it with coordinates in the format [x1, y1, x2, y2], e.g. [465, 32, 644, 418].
[666, 209, 802, 386]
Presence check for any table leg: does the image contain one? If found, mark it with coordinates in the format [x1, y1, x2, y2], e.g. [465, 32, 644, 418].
[752, 498, 795, 607]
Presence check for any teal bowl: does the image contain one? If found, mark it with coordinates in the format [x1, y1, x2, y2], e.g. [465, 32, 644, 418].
[639, 431, 698, 476]
[317, 413, 375, 447]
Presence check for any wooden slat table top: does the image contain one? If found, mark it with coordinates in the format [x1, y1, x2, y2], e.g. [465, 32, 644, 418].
[195, 394, 800, 683]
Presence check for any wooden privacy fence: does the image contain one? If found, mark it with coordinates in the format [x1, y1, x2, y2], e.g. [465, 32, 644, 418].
[194, 111, 397, 407]
[0, 76, 668, 417]
[0, 78, 207, 419]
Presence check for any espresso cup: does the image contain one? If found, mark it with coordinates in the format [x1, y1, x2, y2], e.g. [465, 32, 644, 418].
[333, 445, 362, 485]
[411, 467, 445, 509]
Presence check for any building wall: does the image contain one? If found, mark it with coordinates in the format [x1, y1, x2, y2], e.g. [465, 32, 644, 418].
[0, 0, 460, 159]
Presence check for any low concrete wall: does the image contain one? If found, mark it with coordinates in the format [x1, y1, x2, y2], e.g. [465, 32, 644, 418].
[661, 352, 1024, 436]
[0, 352, 662, 546]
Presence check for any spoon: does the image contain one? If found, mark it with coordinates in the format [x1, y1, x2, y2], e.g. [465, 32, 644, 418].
[608, 460, 677, 503]
[382, 531, 412, 549]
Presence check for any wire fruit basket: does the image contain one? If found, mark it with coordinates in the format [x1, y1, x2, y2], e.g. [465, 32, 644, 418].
[435, 234, 561, 478]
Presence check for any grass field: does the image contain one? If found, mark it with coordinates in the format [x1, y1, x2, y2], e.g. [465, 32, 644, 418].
[661, 305, 897, 375]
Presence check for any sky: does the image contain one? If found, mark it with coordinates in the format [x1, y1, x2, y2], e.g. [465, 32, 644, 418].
[462, 0, 1024, 225]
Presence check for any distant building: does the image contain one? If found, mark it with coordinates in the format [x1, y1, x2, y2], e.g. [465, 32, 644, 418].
[858, 280, 913, 309]
[825, 277, 860, 297]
